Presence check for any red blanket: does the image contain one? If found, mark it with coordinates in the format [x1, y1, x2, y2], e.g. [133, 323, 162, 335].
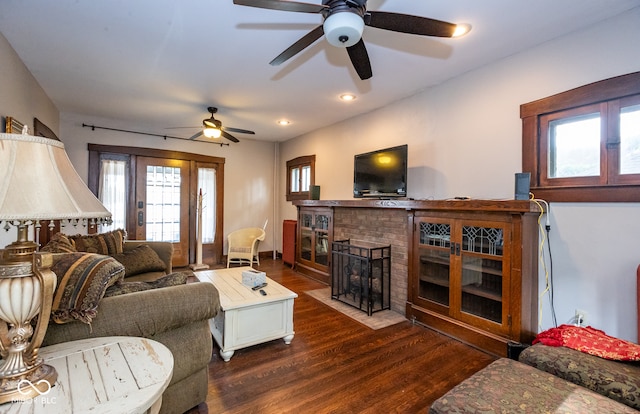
[533, 324, 640, 361]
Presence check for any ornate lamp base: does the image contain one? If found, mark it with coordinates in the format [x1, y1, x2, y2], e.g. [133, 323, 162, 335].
[0, 363, 57, 403]
[0, 249, 58, 404]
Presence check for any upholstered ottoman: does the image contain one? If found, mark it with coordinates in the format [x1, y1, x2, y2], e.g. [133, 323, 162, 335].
[429, 358, 636, 413]
[519, 343, 640, 410]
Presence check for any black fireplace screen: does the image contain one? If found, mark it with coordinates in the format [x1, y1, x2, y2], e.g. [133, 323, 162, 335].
[331, 239, 391, 316]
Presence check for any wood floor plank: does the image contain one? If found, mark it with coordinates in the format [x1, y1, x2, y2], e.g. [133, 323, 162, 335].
[185, 259, 496, 414]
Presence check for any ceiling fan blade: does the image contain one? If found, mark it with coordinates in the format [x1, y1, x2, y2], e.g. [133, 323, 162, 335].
[270, 25, 324, 66]
[347, 39, 372, 80]
[189, 131, 204, 140]
[233, 0, 328, 13]
[222, 130, 240, 143]
[366, 11, 456, 37]
[223, 126, 256, 135]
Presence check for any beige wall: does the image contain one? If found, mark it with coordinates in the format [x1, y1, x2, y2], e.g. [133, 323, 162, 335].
[279, 8, 640, 341]
[0, 33, 59, 135]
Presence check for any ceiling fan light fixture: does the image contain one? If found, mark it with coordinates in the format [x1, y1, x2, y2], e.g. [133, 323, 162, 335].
[203, 127, 221, 138]
[323, 12, 364, 48]
[452, 23, 472, 38]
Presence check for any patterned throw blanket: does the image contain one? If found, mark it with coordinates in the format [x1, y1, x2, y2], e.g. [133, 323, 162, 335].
[534, 324, 640, 361]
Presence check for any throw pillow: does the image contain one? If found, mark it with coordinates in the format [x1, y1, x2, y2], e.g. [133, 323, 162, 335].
[104, 271, 191, 297]
[69, 228, 126, 255]
[40, 232, 77, 253]
[50, 252, 125, 324]
[111, 244, 167, 278]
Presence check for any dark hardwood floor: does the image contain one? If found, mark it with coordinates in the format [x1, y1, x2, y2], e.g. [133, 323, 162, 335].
[185, 258, 496, 414]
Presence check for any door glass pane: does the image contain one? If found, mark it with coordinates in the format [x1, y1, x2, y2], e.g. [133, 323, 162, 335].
[461, 225, 503, 323]
[146, 165, 181, 242]
[197, 168, 216, 243]
[460, 256, 503, 323]
[549, 113, 600, 178]
[418, 248, 450, 306]
[419, 222, 451, 248]
[315, 231, 329, 266]
[620, 103, 640, 174]
[98, 159, 126, 232]
[301, 228, 312, 261]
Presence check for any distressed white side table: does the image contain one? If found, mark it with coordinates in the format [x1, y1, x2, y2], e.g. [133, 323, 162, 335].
[1, 336, 173, 414]
[196, 267, 298, 362]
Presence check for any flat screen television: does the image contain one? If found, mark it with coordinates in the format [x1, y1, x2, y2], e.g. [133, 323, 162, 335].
[353, 144, 407, 198]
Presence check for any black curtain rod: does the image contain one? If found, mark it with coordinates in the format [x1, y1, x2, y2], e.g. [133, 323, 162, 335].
[81, 123, 229, 146]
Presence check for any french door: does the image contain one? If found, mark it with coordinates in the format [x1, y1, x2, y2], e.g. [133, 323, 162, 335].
[88, 144, 225, 267]
[136, 157, 190, 267]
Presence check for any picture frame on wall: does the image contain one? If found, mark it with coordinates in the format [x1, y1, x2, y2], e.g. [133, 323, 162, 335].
[33, 117, 59, 140]
[5, 116, 25, 133]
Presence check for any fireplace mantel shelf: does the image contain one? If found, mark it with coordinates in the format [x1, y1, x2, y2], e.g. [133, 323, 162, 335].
[293, 199, 542, 214]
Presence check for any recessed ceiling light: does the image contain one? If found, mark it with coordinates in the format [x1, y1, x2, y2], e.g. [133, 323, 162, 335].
[452, 23, 472, 38]
[340, 93, 357, 101]
[277, 120, 291, 126]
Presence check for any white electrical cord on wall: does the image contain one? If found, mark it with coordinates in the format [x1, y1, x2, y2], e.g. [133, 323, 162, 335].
[530, 193, 555, 331]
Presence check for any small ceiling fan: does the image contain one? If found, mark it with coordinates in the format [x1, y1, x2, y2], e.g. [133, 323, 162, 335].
[187, 107, 255, 143]
[233, 0, 468, 80]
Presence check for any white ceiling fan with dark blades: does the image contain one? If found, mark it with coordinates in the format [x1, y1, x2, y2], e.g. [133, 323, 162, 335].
[233, 0, 468, 80]
[187, 107, 256, 143]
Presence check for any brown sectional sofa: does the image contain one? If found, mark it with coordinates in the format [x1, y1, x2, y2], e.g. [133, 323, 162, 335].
[41, 234, 219, 414]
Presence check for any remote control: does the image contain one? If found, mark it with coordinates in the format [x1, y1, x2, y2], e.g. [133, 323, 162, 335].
[259, 289, 267, 296]
[251, 282, 268, 291]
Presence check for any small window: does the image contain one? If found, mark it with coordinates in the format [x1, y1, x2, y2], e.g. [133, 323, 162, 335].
[286, 155, 315, 201]
[521, 71, 640, 202]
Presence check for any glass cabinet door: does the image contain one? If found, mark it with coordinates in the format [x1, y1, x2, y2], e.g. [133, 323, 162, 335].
[314, 213, 330, 266]
[416, 220, 452, 310]
[458, 223, 509, 331]
[300, 212, 313, 262]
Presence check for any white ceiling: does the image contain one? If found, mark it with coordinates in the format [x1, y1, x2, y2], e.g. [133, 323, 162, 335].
[2, 0, 640, 143]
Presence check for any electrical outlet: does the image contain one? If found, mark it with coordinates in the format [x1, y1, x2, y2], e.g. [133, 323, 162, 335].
[575, 309, 588, 327]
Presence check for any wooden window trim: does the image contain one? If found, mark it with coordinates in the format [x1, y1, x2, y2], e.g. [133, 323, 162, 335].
[286, 155, 315, 201]
[521, 71, 640, 202]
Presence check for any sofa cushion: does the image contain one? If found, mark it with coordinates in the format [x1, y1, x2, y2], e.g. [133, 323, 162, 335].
[519, 343, 640, 410]
[40, 232, 77, 253]
[69, 229, 126, 255]
[50, 252, 125, 324]
[105, 271, 190, 297]
[111, 243, 167, 278]
[429, 358, 637, 414]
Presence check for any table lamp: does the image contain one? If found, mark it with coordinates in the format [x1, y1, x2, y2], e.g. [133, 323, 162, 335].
[0, 130, 111, 403]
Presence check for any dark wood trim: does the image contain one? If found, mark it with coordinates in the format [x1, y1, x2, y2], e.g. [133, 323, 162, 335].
[521, 71, 640, 202]
[520, 71, 640, 117]
[87, 143, 225, 165]
[286, 154, 315, 201]
[294, 199, 542, 213]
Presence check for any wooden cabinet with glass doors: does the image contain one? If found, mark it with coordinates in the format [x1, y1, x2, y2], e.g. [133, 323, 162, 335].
[408, 206, 539, 357]
[296, 206, 333, 284]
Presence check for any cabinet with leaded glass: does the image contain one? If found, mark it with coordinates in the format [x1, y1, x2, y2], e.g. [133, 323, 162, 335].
[296, 206, 333, 284]
[409, 205, 539, 357]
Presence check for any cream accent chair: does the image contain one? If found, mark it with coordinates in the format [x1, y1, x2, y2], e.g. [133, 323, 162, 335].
[227, 227, 266, 267]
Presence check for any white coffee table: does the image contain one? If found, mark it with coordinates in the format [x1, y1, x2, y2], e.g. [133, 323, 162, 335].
[196, 267, 298, 362]
[2, 336, 173, 414]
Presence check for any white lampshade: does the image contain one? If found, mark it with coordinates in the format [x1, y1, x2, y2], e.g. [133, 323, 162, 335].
[0, 133, 111, 225]
[323, 12, 364, 48]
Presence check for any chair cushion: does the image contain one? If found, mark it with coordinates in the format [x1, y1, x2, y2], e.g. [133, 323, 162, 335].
[50, 252, 125, 324]
[111, 243, 167, 277]
[68, 229, 126, 255]
[104, 271, 190, 297]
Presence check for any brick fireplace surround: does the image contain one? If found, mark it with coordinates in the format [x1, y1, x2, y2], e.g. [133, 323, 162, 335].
[333, 207, 409, 314]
